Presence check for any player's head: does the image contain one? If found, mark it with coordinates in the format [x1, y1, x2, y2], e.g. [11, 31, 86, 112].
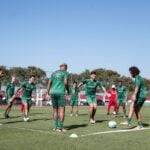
[73, 81, 77, 87]
[11, 76, 16, 83]
[129, 66, 140, 78]
[111, 84, 116, 90]
[60, 63, 68, 71]
[0, 68, 4, 77]
[90, 71, 96, 80]
[118, 80, 122, 86]
[29, 75, 36, 83]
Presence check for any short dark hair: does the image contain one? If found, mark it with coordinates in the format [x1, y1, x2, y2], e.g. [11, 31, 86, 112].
[30, 75, 36, 78]
[73, 81, 77, 84]
[129, 66, 140, 75]
[91, 71, 96, 75]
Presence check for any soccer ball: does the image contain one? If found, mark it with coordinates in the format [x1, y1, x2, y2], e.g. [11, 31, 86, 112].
[108, 120, 117, 128]
[113, 111, 116, 115]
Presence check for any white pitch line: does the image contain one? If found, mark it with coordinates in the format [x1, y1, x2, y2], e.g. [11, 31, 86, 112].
[80, 127, 150, 137]
[7, 126, 65, 136]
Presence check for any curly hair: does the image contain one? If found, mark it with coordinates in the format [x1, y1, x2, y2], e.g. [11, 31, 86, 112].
[129, 66, 140, 75]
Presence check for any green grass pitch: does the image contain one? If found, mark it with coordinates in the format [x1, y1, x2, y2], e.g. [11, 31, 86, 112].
[0, 105, 150, 150]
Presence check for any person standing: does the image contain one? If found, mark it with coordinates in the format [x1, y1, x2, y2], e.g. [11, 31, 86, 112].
[4, 76, 16, 118]
[47, 63, 69, 132]
[120, 66, 147, 129]
[0, 68, 4, 126]
[12, 75, 36, 122]
[70, 81, 79, 117]
[78, 71, 107, 124]
[116, 80, 127, 118]
[107, 85, 118, 116]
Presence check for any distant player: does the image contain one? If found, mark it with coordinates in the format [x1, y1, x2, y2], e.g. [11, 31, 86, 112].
[107, 85, 118, 116]
[0, 68, 4, 126]
[0, 68, 3, 89]
[12, 75, 36, 122]
[4, 76, 16, 118]
[47, 63, 69, 132]
[116, 80, 127, 118]
[78, 71, 107, 124]
[120, 66, 147, 129]
[70, 81, 79, 117]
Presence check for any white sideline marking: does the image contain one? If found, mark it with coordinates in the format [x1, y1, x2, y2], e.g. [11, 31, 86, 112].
[7, 126, 64, 136]
[80, 127, 150, 137]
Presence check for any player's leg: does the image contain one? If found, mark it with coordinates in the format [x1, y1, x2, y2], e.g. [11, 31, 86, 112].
[70, 100, 74, 116]
[51, 94, 59, 130]
[122, 102, 126, 118]
[86, 96, 95, 123]
[116, 102, 120, 114]
[23, 102, 28, 121]
[92, 103, 97, 123]
[4, 99, 12, 118]
[21, 103, 24, 113]
[56, 94, 66, 132]
[120, 100, 134, 126]
[75, 103, 79, 116]
[107, 101, 112, 115]
[134, 99, 145, 129]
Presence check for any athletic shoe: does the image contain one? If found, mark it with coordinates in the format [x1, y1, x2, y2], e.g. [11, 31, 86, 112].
[55, 128, 62, 133]
[120, 121, 131, 127]
[23, 117, 30, 122]
[4, 112, 9, 119]
[0, 123, 2, 126]
[75, 114, 78, 117]
[107, 112, 110, 115]
[90, 119, 95, 124]
[134, 126, 144, 130]
[61, 128, 67, 132]
[70, 114, 73, 117]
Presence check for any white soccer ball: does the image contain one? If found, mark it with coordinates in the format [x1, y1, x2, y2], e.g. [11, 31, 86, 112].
[108, 120, 117, 128]
[113, 111, 116, 115]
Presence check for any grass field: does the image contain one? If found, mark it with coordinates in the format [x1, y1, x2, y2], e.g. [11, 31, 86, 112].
[0, 105, 150, 150]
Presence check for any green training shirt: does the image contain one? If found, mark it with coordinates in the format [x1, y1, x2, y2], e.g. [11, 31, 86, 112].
[50, 70, 68, 95]
[6, 82, 15, 99]
[82, 79, 102, 96]
[134, 75, 147, 99]
[21, 81, 36, 99]
[116, 86, 127, 101]
[70, 86, 79, 101]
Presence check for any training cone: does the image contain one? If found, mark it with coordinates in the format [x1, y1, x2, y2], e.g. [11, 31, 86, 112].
[69, 133, 78, 138]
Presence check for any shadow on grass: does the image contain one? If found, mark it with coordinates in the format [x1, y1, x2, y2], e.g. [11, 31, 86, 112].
[143, 123, 150, 127]
[78, 113, 88, 116]
[96, 120, 109, 123]
[2, 118, 50, 124]
[65, 124, 88, 130]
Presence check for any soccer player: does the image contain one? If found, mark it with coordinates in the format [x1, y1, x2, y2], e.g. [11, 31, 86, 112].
[0, 68, 4, 126]
[78, 71, 107, 124]
[120, 66, 147, 129]
[70, 81, 79, 117]
[116, 80, 127, 118]
[4, 76, 16, 118]
[47, 63, 69, 132]
[12, 75, 36, 122]
[107, 85, 118, 116]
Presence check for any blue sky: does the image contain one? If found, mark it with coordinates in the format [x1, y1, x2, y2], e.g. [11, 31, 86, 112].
[0, 0, 150, 78]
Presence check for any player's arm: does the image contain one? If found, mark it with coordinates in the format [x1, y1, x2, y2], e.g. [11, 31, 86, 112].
[46, 79, 52, 95]
[64, 78, 70, 95]
[78, 80, 86, 88]
[11, 82, 25, 101]
[131, 86, 139, 101]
